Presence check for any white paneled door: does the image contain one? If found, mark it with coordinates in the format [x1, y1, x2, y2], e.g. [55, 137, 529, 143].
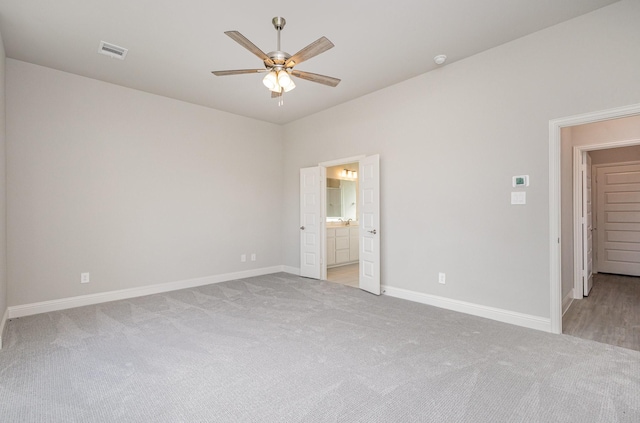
[596, 163, 640, 277]
[582, 153, 593, 296]
[300, 167, 323, 279]
[359, 154, 380, 295]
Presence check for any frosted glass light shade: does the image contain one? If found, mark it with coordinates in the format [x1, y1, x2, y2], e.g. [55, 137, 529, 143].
[263, 71, 280, 92]
[282, 79, 295, 92]
[278, 71, 296, 92]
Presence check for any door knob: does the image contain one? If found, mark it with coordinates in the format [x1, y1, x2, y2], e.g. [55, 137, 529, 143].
[300, 226, 305, 230]
[368, 229, 377, 235]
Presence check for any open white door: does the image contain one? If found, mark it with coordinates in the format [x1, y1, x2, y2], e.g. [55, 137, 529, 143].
[359, 155, 380, 295]
[300, 167, 323, 279]
[582, 153, 593, 296]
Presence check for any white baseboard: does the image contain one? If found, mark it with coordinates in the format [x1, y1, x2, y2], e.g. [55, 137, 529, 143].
[382, 285, 552, 333]
[563, 289, 575, 316]
[282, 266, 300, 275]
[8, 266, 285, 319]
[0, 307, 8, 350]
[5, 269, 554, 335]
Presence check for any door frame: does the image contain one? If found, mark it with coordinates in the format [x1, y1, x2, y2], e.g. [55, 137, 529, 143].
[318, 155, 367, 281]
[549, 102, 640, 334]
[572, 145, 640, 303]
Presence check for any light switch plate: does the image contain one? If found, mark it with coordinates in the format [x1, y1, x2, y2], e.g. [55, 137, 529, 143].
[511, 192, 526, 205]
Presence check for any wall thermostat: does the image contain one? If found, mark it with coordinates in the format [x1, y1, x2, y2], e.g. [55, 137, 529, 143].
[512, 175, 529, 187]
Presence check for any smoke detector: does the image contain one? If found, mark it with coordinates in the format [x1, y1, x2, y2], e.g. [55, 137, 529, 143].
[434, 54, 447, 65]
[98, 41, 128, 60]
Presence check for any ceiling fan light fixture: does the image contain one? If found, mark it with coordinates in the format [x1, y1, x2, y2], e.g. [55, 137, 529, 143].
[282, 79, 296, 93]
[278, 71, 295, 92]
[212, 17, 340, 101]
[263, 71, 279, 92]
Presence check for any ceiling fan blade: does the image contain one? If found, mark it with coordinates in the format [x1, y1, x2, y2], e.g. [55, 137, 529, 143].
[225, 31, 275, 66]
[285, 37, 334, 67]
[211, 69, 266, 76]
[290, 70, 341, 87]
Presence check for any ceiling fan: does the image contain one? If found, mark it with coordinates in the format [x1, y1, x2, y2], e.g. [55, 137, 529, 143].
[212, 17, 340, 101]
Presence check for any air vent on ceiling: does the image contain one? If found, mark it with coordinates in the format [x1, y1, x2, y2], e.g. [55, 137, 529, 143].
[98, 41, 128, 60]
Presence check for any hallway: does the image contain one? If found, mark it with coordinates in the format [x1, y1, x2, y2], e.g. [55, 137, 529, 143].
[563, 273, 640, 351]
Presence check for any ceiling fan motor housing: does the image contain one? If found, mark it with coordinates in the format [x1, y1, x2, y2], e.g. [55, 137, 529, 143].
[265, 51, 291, 68]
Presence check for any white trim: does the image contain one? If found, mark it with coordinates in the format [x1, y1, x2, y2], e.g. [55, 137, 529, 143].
[0, 307, 8, 350]
[382, 285, 551, 333]
[549, 102, 640, 335]
[282, 266, 300, 275]
[321, 167, 327, 281]
[318, 155, 366, 167]
[7, 266, 284, 319]
[549, 119, 563, 334]
[572, 148, 584, 300]
[562, 289, 574, 316]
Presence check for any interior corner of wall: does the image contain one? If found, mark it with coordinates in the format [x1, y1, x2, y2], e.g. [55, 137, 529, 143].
[0, 307, 8, 350]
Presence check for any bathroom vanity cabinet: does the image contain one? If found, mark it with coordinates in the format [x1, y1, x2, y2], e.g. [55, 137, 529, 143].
[327, 226, 359, 267]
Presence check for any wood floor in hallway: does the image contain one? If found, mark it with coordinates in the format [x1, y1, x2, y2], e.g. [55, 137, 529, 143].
[563, 272, 640, 351]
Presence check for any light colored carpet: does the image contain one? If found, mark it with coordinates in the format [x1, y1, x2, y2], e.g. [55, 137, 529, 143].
[0, 272, 638, 422]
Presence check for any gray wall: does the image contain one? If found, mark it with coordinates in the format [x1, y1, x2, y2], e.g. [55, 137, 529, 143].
[0, 28, 7, 326]
[282, 0, 640, 319]
[6, 60, 284, 306]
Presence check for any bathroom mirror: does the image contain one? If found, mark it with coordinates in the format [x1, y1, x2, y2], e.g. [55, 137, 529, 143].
[327, 179, 357, 220]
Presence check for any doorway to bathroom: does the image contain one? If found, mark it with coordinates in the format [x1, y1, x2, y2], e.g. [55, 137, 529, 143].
[325, 162, 360, 288]
[299, 154, 380, 295]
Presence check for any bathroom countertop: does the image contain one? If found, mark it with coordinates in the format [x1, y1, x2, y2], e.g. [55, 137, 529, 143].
[327, 221, 359, 228]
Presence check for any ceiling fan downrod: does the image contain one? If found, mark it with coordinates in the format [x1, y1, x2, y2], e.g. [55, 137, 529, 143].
[272, 17, 286, 51]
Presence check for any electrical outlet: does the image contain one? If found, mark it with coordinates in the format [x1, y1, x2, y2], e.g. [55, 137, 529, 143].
[241, 254, 247, 262]
[81, 272, 90, 284]
[251, 253, 256, 262]
[438, 272, 446, 284]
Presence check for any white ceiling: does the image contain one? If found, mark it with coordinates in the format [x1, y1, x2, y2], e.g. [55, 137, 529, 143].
[0, 0, 620, 125]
